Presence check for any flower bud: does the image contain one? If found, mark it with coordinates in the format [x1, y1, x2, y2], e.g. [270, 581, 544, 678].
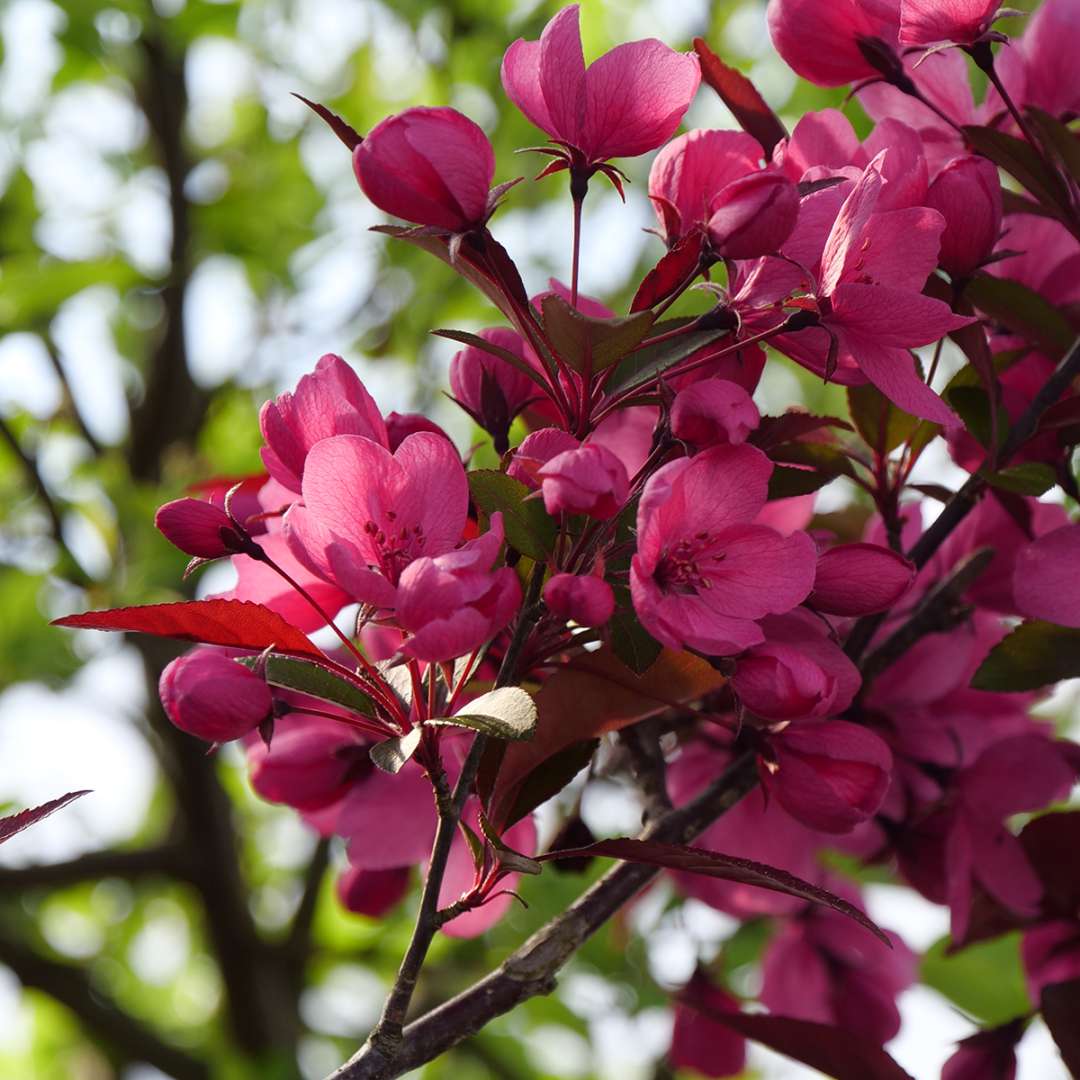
[538, 443, 629, 520]
[733, 642, 838, 721]
[671, 379, 760, 448]
[707, 171, 800, 260]
[336, 865, 411, 919]
[449, 328, 537, 452]
[155, 498, 251, 560]
[159, 649, 272, 743]
[353, 106, 495, 231]
[544, 573, 615, 628]
[506, 428, 580, 489]
[384, 411, 452, 452]
[925, 155, 1002, 277]
[809, 542, 915, 616]
[765, 720, 892, 833]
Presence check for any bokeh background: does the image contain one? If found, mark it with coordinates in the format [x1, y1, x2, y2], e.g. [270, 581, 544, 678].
[0, 0, 1075, 1077]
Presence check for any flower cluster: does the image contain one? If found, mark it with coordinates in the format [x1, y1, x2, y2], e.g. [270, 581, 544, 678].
[57, 2, 1080, 1075]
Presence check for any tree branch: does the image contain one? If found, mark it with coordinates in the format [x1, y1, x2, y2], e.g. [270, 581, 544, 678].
[0, 844, 191, 891]
[0, 933, 210, 1080]
[331, 753, 759, 1080]
[0, 416, 66, 548]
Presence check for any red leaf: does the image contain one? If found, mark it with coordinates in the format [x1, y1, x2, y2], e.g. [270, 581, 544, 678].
[692, 38, 788, 159]
[703, 1013, 916, 1080]
[631, 233, 705, 313]
[292, 93, 362, 151]
[54, 600, 327, 661]
[486, 649, 724, 829]
[0, 791, 90, 846]
[541, 838, 889, 944]
[750, 411, 853, 451]
[1041, 979, 1080, 1077]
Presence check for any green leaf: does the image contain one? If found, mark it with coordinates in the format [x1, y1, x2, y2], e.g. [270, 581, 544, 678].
[962, 124, 1072, 220]
[238, 654, 377, 716]
[540, 294, 654, 373]
[468, 470, 557, 561]
[1026, 107, 1080, 185]
[848, 383, 923, 455]
[964, 274, 1075, 355]
[429, 686, 537, 741]
[770, 441, 855, 478]
[608, 321, 731, 392]
[921, 933, 1031, 1025]
[609, 606, 662, 675]
[947, 385, 1010, 450]
[983, 461, 1057, 496]
[972, 619, 1080, 691]
[767, 464, 834, 499]
[370, 727, 422, 774]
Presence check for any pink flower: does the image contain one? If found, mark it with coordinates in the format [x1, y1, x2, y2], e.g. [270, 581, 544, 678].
[353, 107, 495, 231]
[648, 129, 765, 242]
[900, 0, 1002, 47]
[630, 444, 817, 655]
[538, 442, 629, 520]
[337, 865, 411, 919]
[260, 354, 388, 495]
[160, 648, 272, 743]
[707, 171, 800, 260]
[944, 735, 1076, 939]
[246, 713, 367, 815]
[767, 0, 901, 88]
[1011, 0, 1080, 119]
[286, 431, 468, 608]
[669, 972, 746, 1079]
[764, 720, 893, 833]
[449, 328, 539, 452]
[501, 5, 700, 169]
[1023, 922, 1080, 1001]
[925, 155, 1002, 277]
[384, 411, 453, 452]
[671, 379, 760, 449]
[395, 514, 522, 662]
[781, 153, 974, 428]
[760, 881, 917, 1043]
[543, 572, 615, 627]
[155, 498, 252, 560]
[506, 428, 581, 489]
[809, 542, 915, 616]
[1013, 525, 1080, 628]
[941, 1022, 1024, 1080]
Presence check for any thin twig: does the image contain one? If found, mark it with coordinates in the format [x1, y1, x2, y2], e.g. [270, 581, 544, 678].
[330, 754, 759, 1080]
[43, 338, 102, 455]
[0, 844, 191, 891]
[0, 416, 66, 546]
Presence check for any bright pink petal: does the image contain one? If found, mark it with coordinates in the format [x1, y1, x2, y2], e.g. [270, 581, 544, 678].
[777, 109, 862, 180]
[500, 38, 555, 137]
[819, 157, 885, 295]
[582, 40, 700, 161]
[900, 0, 1001, 46]
[847, 206, 945, 291]
[1013, 524, 1080, 628]
[860, 118, 929, 210]
[810, 542, 915, 616]
[391, 432, 469, 555]
[538, 5, 588, 143]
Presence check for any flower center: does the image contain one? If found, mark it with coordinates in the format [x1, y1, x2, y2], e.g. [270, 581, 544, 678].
[364, 511, 426, 583]
[654, 532, 725, 595]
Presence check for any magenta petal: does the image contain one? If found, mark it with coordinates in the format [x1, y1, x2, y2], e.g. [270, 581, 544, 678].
[900, 0, 1001, 45]
[500, 38, 555, 137]
[670, 973, 748, 1078]
[810, 542, 915, 616]
[582, 39, 700, 161]
[537, 5, 587, 143]
[1013, 524, 1080, 628]
[704, 525, 818, 619]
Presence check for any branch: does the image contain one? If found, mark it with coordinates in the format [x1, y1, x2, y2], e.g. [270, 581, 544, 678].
[363, 565, 547, 1066]
[43, 337, 102, 455]
[620, 719, 673, 824]
[0, 417, 66, 547]
[285, 837, 330, 975]
[846, 334, 1080, 661]
[330, 754, 759, 1080]
[0, 844, 191, 891]
[0, 933, 210, 1080]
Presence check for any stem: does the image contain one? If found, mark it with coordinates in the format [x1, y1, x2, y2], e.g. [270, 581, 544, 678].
[846, 334, 1080, 661]
[569, 172, 588, 308]
[331, 753, 759, 1080]
[362, 566, 546, 1066]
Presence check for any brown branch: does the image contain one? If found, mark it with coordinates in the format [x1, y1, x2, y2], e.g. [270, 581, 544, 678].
[0, 843, 191, 891]
[0, 416, 66, 547]
[620, 719, 673, 824]
[43, 338, 102, 455]
[0, 933, 210, 1080]
[284, 837, 330, 979]
[846, 334, 1080, 661]
[330, 753, 759, 1080]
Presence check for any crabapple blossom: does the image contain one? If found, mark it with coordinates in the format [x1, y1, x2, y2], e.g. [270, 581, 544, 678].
[706, 171, 800, 260]
[353, 107, 496, 231]
[155, 497, 253, 560]
[924, 154, 1003, 277]
[159, 649, 272, 743]
[543, 572, 615, 627]
[538, 441, 629, 520]
[501, 4, 700, 171]
[900, 0, 1004, 46]
[670, 379, 760, 448]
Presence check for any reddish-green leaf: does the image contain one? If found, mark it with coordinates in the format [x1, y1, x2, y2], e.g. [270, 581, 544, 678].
[54, 599, 327, 661]
[292, 93, 362, 151]
[0, 791, 90, 846]
[965, 273, 1074, 355]
[751, 412, 851, 452]
[630, 233, 705, 313]
[541, 838, 889, 944]
[693, 38, 787, 158]
[1041, 979, 1080, 1077]
[703, 1013, 916, 1080]
[972, 619, 1080, 691]
[962, 124, 1072, 220]
[540, 294, 654, 373]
